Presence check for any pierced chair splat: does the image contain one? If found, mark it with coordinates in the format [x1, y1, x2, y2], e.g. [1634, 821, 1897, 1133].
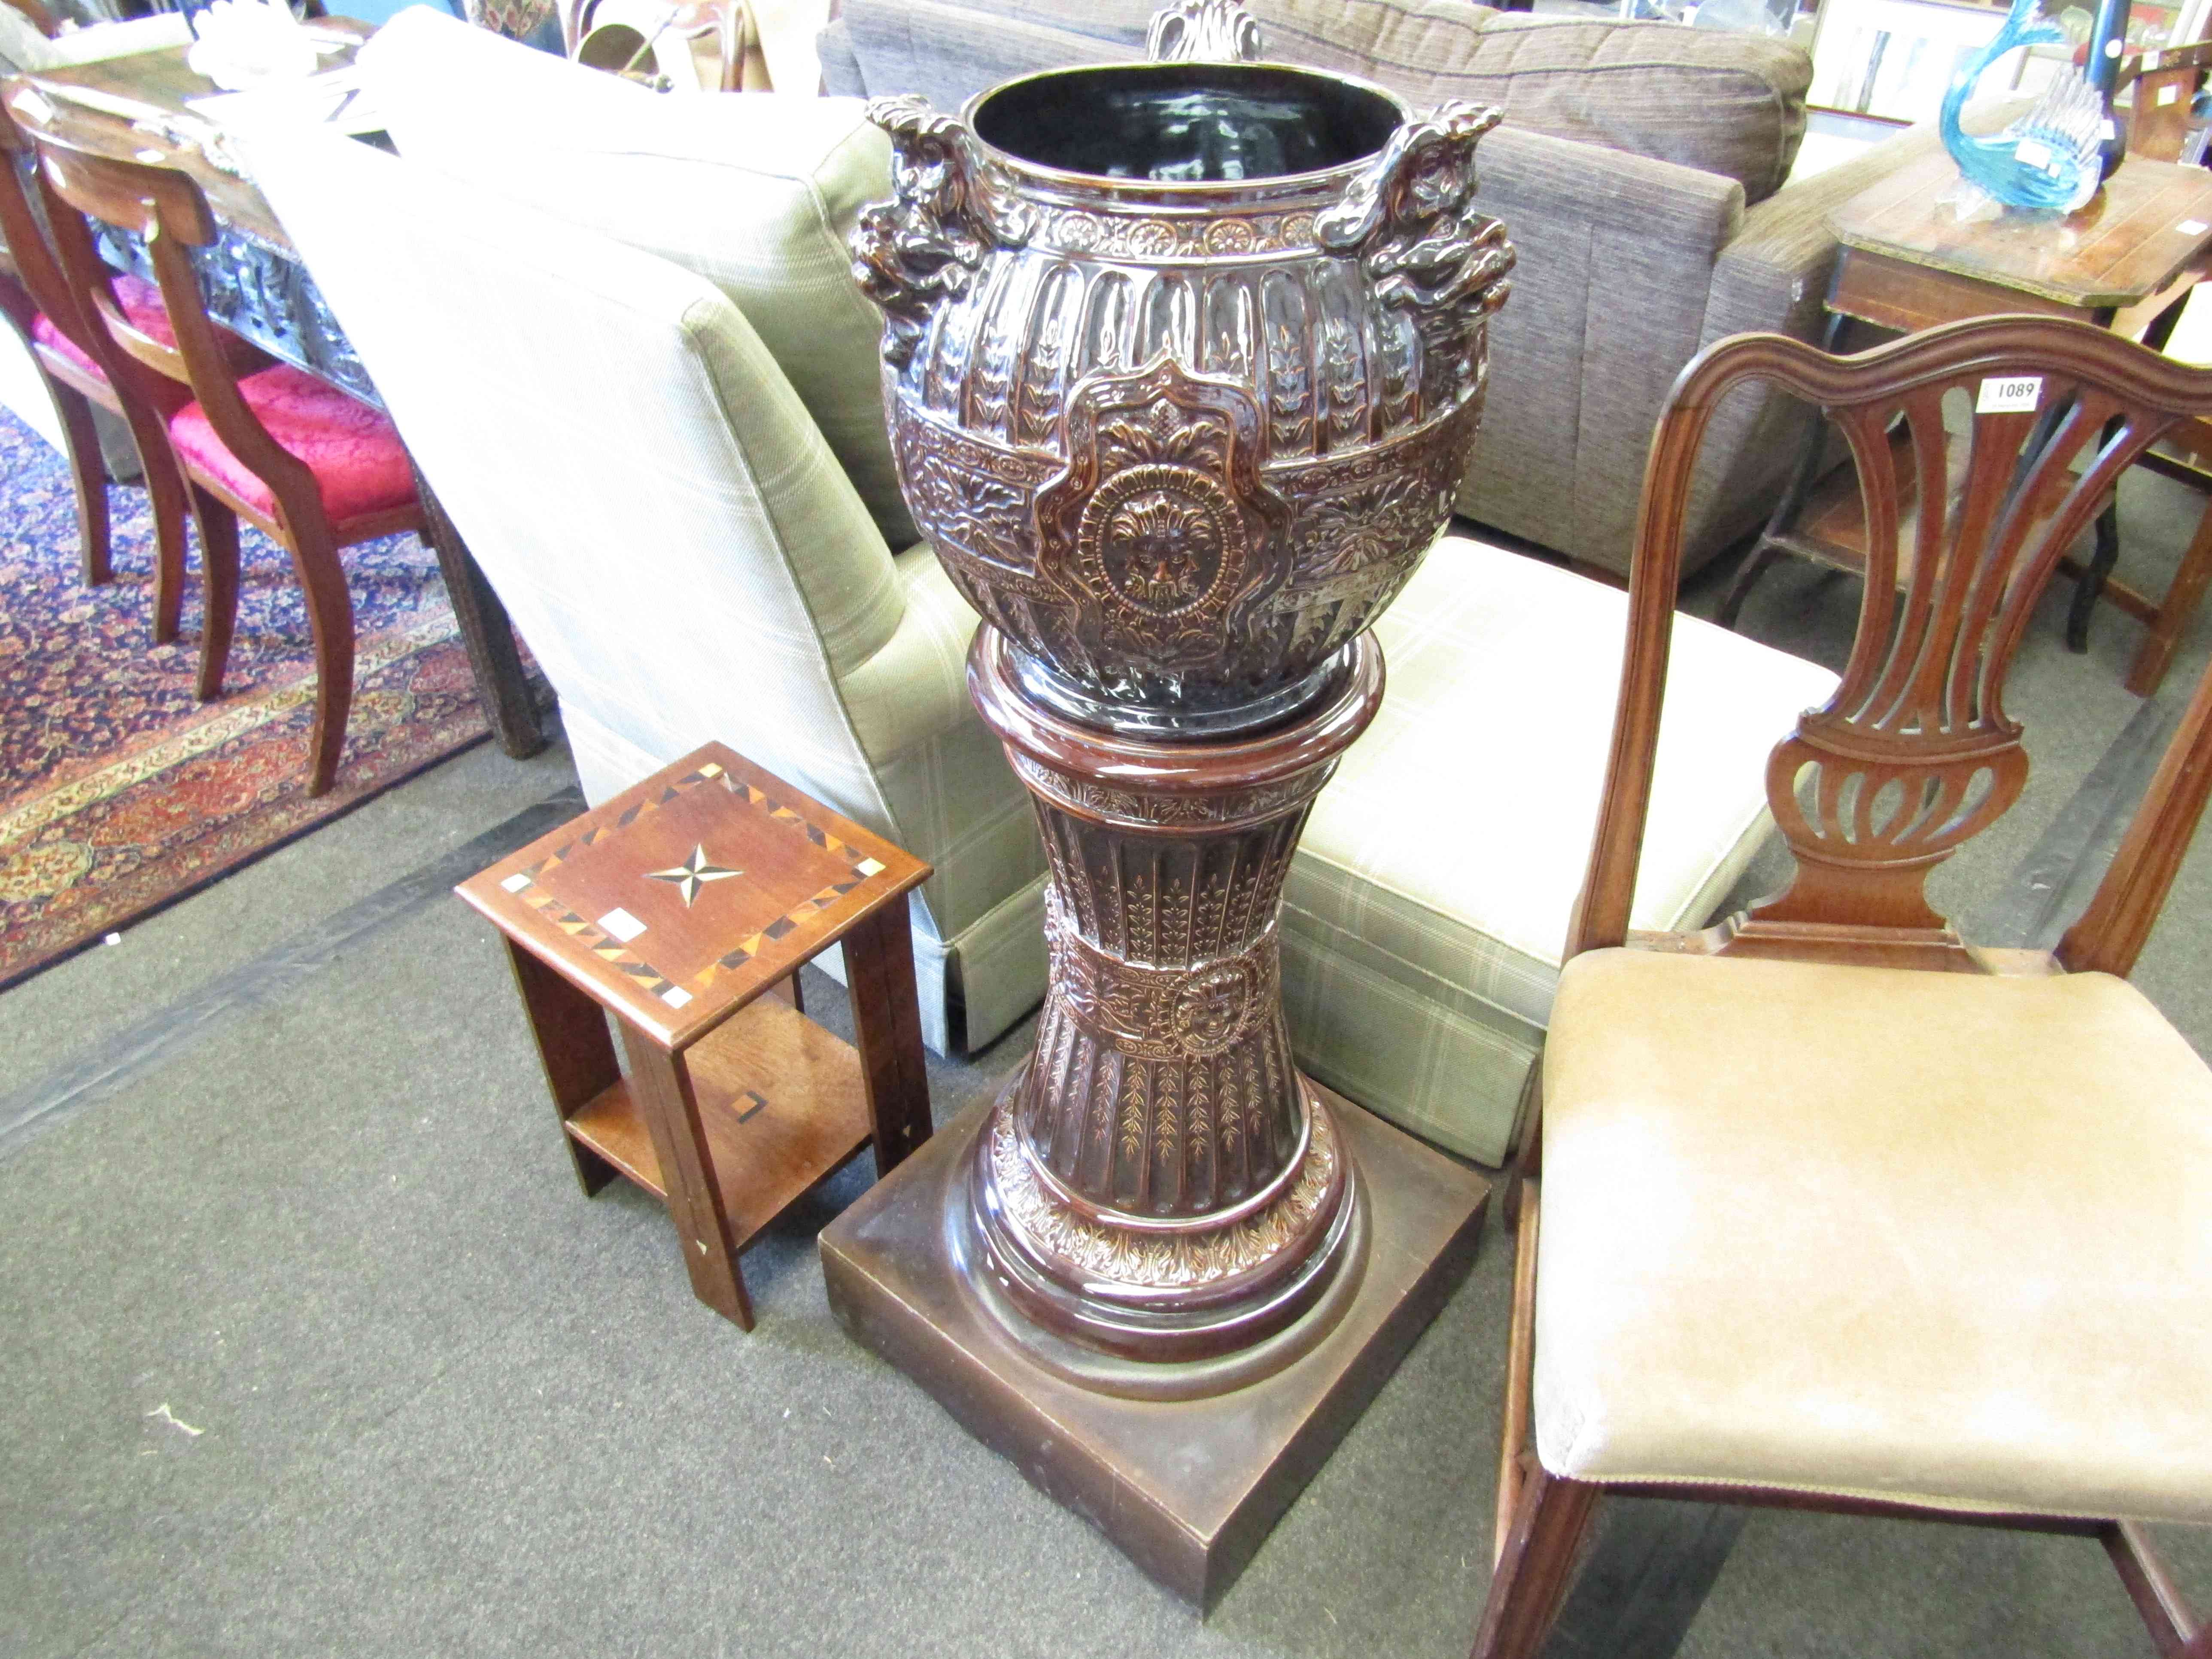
[0, 98, 190, 633]
[1475, 314, 2212, 1659]
[29, 128, 425, 796]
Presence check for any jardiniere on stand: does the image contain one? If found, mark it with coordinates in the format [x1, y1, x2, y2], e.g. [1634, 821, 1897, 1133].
[820, 0, 1516, 1604]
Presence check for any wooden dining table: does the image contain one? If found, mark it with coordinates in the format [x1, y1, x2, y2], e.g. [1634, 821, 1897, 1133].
[1, 28, 548, 762]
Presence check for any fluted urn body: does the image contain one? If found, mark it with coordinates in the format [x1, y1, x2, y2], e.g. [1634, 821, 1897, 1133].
[857, 54, 1515, 734]
[853, 4, 1513, 1382]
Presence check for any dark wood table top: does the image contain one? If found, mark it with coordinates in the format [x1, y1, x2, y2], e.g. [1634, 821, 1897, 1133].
[1830, 145, 2212, 310]
[0, 23, 370, 250]
[457, 744, 930, 1051]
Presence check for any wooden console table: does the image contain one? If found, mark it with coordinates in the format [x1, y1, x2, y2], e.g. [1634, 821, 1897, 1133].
[1724, 147, 2212, 691]
[457, 743, 933, 1331]
[1, 34, 548, 759]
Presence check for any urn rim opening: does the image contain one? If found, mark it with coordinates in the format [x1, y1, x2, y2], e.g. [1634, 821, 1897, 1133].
[966, 60, 1407, 191]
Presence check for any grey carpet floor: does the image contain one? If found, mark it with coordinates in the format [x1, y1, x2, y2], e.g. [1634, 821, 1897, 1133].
[6, 478, 2212, 1657]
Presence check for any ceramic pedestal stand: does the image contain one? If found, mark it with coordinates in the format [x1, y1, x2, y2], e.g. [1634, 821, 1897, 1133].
[820, 629, 1489, 1609]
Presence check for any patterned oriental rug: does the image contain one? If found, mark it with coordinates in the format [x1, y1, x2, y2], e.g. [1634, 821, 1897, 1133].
[0, 407, 503, 990]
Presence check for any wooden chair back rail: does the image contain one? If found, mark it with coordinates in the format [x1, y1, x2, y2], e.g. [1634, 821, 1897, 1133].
[1573, 317, 2212, 979]
[33, 158, 190, 424]
[33, 131, 323, 525]
[0, 262, 35, 336]
[0, 108, 102, 362]
[0, 0, 60, 38]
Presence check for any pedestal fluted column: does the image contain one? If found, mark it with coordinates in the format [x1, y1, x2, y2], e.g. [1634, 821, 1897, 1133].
[963, 627, 1384, 1375]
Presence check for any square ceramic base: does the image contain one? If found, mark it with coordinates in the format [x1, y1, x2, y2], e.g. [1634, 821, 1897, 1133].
[819, 1082, 1489, 1610]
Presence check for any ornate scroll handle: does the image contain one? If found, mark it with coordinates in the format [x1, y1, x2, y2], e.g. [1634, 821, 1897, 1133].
[1146, 0, 1262, 62]
[1314, 102, 1516, 322]
[852, 95, 995, 366]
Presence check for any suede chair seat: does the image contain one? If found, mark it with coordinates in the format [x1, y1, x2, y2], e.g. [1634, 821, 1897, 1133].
[1534, 948, 2212, 1523]
[167, 364, 417, 525]
[28, 270, 171, 379]
[1279, 535, 1839, 1162]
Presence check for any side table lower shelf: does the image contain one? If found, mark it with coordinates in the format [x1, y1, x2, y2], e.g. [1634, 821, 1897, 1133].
[567, 994, 876, 1249]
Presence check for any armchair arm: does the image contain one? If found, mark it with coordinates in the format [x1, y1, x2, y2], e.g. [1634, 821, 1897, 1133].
[1656, 121, 1946, 573]
[836, 542, 981, 766]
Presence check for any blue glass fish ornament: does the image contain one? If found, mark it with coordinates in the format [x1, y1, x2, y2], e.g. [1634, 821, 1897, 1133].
[1940, 0, 2106, 212]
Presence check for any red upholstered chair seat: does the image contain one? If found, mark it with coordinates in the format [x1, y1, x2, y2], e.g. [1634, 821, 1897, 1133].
[29, 273, 173, 381]
[167, 364, 416, 524]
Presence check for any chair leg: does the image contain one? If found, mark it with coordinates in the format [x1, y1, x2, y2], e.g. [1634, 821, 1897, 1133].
[1470, 1464, 1604, 1659]
[282, 527, 356, 796]
[189, 484, 242, 703]
[2104, 1519, 2203, 1657]
[51, 380, 111, 589]
[115, 398, 193, 646]
[143, 445, 192, 647]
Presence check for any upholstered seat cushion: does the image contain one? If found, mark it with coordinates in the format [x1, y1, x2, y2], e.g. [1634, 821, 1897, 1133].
[30, 273, 173, 381]
[167, 365, 416, 525]
[1535, 948, 2212, 1522]
[1279, 535, 1838, 1163]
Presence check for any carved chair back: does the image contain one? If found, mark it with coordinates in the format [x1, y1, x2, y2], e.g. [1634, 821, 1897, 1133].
[31, 127, 322, 524]
[1575, 315, 2212, 979]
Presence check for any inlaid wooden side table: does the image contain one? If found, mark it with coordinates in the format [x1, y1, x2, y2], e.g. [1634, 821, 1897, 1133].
[1725, 148, 2212, 690]
[457, 742, 933, 1330]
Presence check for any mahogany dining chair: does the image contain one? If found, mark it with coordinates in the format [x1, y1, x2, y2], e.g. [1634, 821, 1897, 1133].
[0, 99, 191, 635]
[1475, 315, 2212, 1658]
[30, 127, 425, 796]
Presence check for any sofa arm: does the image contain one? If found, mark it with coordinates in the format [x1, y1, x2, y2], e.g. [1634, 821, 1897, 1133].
[1660, 121, 1946, 572]
[1705, 119, 1944, 346]
[1456, 123, 1744, 577]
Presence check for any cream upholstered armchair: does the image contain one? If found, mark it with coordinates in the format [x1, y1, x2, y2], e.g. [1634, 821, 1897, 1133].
[322, 6, 1844, 1161]
[244, 94, 1048, 1058]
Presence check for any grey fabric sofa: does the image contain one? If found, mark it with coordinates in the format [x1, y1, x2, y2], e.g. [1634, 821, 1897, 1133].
[819, 0, 1937, 580]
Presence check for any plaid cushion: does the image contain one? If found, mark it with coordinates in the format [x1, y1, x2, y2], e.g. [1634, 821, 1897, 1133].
[1282, 535, 1838, 1163]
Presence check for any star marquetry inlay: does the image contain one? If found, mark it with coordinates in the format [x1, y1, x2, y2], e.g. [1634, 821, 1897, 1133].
[644, 845, 743, 906]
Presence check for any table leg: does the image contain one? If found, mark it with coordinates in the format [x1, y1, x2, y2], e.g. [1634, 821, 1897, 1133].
[840, 902, 933, 1177]
[2058, 310, 2127, 654]
[1717, 309, 1852, 630]
[618, 1027, 754, 1330]
[2128, 492, 2212, 695]
[412, 465, 548, 761]
[2068, 413, 2128, 653]
[502, 939, 620, 1197]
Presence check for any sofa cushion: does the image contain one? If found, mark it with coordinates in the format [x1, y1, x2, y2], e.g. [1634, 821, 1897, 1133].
[839, 0, 1499, 54]
[1280, 534, 1837, 1162]
[828, 0, 1806, 204]
[359, 7, 915, 546]
[1261, 5, 1809, 203]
